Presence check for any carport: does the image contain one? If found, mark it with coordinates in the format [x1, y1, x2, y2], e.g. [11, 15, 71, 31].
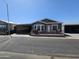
[15, 24, 32, 34]
[64, 24, 79, 33]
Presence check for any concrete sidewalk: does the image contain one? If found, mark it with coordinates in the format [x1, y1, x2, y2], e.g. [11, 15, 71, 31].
[11, 34, 68, 40]
[11, 34, 79, 40]
[11, 34, 31, 37]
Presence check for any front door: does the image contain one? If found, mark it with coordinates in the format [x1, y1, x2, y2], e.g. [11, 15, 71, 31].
[47, 25, 51, 32]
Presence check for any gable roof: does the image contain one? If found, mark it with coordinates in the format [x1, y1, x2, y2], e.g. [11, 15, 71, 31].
[32, 18, 62, 24]
[0, 20, 7, 24]
[0, 20, 15, 25]
[41, 18, 57, 22]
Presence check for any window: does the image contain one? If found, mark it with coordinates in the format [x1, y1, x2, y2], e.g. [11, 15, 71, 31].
[33, 25, 36, 30]
[35, 26, 36, 29]
[33, 24, 39, 30]
[53, 25, 57, 30]
[41, 26, 44, 31]
[0, 25, 6, 28]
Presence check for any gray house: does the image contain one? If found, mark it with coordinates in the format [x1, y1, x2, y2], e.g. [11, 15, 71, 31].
[31, 18, 63, 35]
[0, 20, 15, 34]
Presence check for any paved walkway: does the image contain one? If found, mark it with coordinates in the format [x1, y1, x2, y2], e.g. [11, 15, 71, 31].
[65, 33, 79, 39]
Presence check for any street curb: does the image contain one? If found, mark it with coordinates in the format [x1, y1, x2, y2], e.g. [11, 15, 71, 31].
[0, 51, 79, 59]
[0, 51, 51, 59]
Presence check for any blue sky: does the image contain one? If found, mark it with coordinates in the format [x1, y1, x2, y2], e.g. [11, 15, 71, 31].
[0, 0, 79, 24]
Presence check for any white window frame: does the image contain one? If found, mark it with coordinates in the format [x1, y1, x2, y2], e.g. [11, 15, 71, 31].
[33, 24, 44, 31]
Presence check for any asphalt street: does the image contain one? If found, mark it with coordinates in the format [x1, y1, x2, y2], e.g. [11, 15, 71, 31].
[0, 35, 79, 56]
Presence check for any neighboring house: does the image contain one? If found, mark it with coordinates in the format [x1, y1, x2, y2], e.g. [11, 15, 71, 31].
[0, 20, 15, 34]
[31, 18, 63, 35]
[65, 24, 79, 33]
[15, 24, 31, 34]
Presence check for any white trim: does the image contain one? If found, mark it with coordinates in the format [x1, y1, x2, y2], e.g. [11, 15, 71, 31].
[62, 25, 64, 33]
[47, 25, 51, 32]
[56, 25, 58, 30]
[51, 25, 53, 31]
[39, 24, 44, 32]
[40, 25, 42, 32]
